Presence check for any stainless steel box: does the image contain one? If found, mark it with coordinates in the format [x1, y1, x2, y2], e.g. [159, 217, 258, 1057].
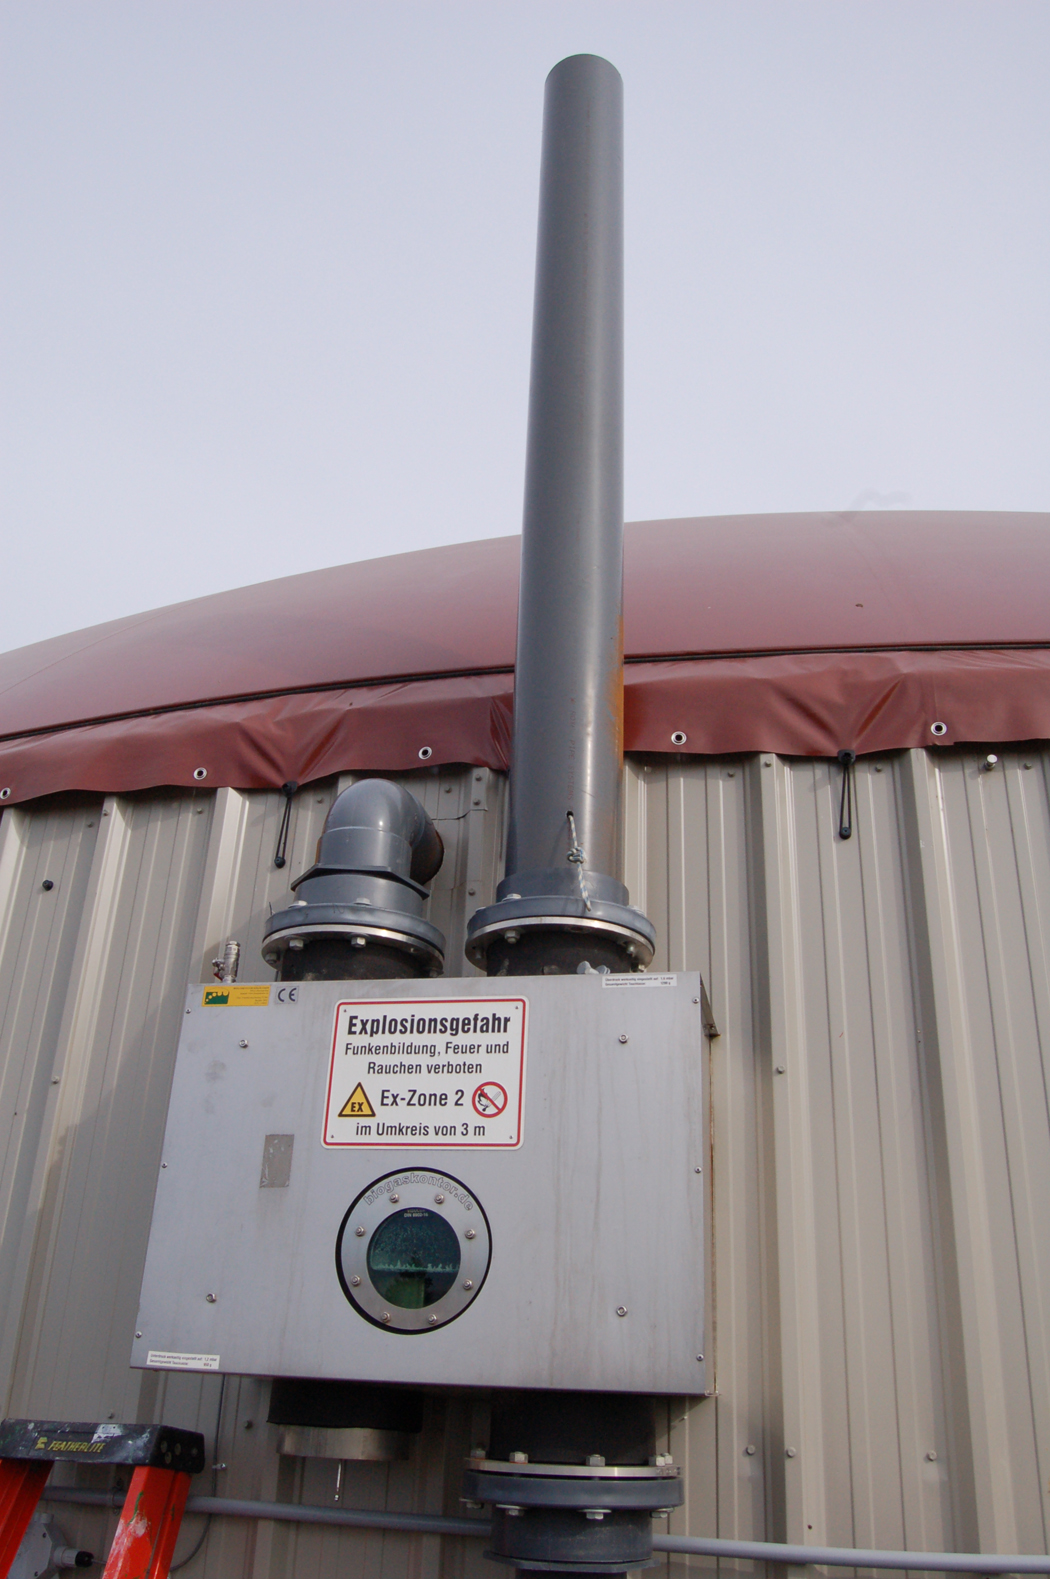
[134, 972, 707, 1393]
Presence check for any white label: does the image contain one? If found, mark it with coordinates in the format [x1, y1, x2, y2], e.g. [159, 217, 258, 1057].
[323, 997, 527, 1149]
[91, 1423, 122, 1441]
[146, 1350, 220, 1371]
[602, 973, 677, 988]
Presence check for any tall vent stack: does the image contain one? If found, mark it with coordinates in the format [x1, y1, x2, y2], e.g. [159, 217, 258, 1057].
[466, 53, 654, 977]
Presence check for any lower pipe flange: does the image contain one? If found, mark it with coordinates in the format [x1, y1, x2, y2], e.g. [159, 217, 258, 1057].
[463, 1459, 682, 1573]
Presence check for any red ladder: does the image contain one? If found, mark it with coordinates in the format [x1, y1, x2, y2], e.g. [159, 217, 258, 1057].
[0, 1420, 205, 1579]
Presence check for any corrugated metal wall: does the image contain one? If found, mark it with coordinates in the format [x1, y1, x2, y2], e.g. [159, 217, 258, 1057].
[1, 750, 1048, 1574]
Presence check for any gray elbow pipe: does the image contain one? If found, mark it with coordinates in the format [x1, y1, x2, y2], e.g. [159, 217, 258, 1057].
[262, 779, 445, 979]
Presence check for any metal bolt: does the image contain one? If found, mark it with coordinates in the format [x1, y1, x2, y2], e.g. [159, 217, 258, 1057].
[428, 1314, 439, 1325]
[692, 997, 700, 1004]
[697, 1353, 704, 1361]
[351, 936, 366, 948]
[435, 1193, 445, 1204]
[616, 1306, 628, 1317]
[786, 1447, 796, 1458]
[694, 1166, 702, 1173]
[745, 1444, 756, 1456]
[586, 1454, 606, 1466]
[470, 1447, 487, 1460]
[982, 754, 998, 771]
[875, 763, 884, 772]
[618, 1033, 628, 1044]
[1024, 761, 1033, 769]
[135, 1331, 142, 1339]
[671, 731, 687, 746]
[390, 1193, 399, 1204]
[504, 930, 520, 944]
[775, 1065, 785, 1074]
[355, 1226, 366, 1237]
[205, 1293, 217, 1303]
[238, 1039, 248, 1049]
[465, 1228, 476, 1239]
[418, 746, 433, 760]
[462, 1279, 474, 1290]
[193, 767, 208, 780]
[382, 1312, 392, 1323]
[468, 885, 477, 895]
[930, 721, 947, 737]
[41, 879, 54, 891]
[288, 937, 304, 950]
[509, 1452, 529, 1464]
[583, 1510, 609, 1521]
[727, 769, 735, 777]
[763, 759, 772, 766]
[926, 1450, 938, 1462]
[475, 772, 483, 781]
[350, 1276, 361, 1287]
[473, 798, 482, 806]
[161, 1162, 168, 1169]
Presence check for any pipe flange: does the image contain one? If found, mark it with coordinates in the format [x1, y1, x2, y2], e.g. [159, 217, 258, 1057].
[464, 1471, 682, 1511]
[262, 919, 445, 975]
[465, 907, 655, 969]
[466, 1460, 680, 1480]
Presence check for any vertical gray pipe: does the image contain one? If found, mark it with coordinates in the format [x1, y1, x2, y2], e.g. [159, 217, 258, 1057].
[509, 52, 624, 882]
[465, 54, 653, 974]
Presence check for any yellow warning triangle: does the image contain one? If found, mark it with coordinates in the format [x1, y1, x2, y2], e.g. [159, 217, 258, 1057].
[339, 1082, 375, 1119]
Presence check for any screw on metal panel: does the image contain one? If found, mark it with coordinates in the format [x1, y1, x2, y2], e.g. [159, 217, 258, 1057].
[161, 1162, 168, 1168]
[696, 1353, 704, 1361]
[671, 732, 687, 746]
[930, 722, 947, 737]
[982, 754, 998, 771]
[355, 1226, 366, 1237]
[465, 1228, 476, 1239]
[587, 1455, 606, 1466]
[1024, 761, 1033, 769]
[41, 879, 54, 891]
[382, 1312, 392, 1323]
[238, 1039, 249, 1049]
[390, 1193, 399, 1204]
[616, 1307, 628, 1317]
[475, 772, 483, 781]
[435, 1193, 445, 1204]
[875, 763, 884, 772]
[727, 769, 735, 777]
[763, 759, 772, 767]
[694, 1167, 702, 1174]
[193, 767, 208, 780]
[462, 1280, 474, 1290]
[926, 1450, 938, 1461]
[0, 789, 9, 799]
[618, 1034, 628, 1044]
[744, 1445, 756, 1456]
[428, 1314, 439, 1325]
[775, 1065, 785, 1074]
[468, 886, 477, 895]
[205, 1293, 217, 1303]
[692, 997, 700, 1004]
[350, 1276, 361, 1287]
[786, 1448, 796, 1458]
[509, 1452, 528, 1464]
[473, 798, 482, 805]
[51, 1077, 60, 1085]
[135, 1331, 142, 1339]
[418, 746, 433, 759]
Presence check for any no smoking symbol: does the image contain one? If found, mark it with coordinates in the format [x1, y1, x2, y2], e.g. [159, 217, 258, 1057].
[472, 1081, 508, 1119]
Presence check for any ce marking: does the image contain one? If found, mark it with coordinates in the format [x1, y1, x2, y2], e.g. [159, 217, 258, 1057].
[275, 986, 299, 1004]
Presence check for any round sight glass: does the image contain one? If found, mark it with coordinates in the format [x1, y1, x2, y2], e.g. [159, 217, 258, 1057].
[367, 1207, 461, 1309]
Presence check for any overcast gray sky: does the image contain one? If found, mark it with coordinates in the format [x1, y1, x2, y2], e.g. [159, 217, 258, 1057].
[2, 1, 1048, 657]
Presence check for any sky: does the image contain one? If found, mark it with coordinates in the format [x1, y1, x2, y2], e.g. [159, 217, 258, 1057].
[2, 1, 1048, 657]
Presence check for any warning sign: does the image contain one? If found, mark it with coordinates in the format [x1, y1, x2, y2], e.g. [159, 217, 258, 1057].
[339, 1082, 375, 1119]
[323, 997, 527, 1149]
[202, 985, 271, 1007]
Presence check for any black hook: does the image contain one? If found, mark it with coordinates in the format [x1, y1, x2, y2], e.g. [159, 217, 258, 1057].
[273, 781, 299, 868]
[837, 750, 856, 840]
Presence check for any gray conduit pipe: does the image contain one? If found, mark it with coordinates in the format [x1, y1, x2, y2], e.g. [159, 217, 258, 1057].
[42, 1488, 1050, 1572]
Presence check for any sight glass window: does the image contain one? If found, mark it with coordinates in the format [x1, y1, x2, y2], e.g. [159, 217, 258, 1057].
[366, 1207, 461, 1309]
